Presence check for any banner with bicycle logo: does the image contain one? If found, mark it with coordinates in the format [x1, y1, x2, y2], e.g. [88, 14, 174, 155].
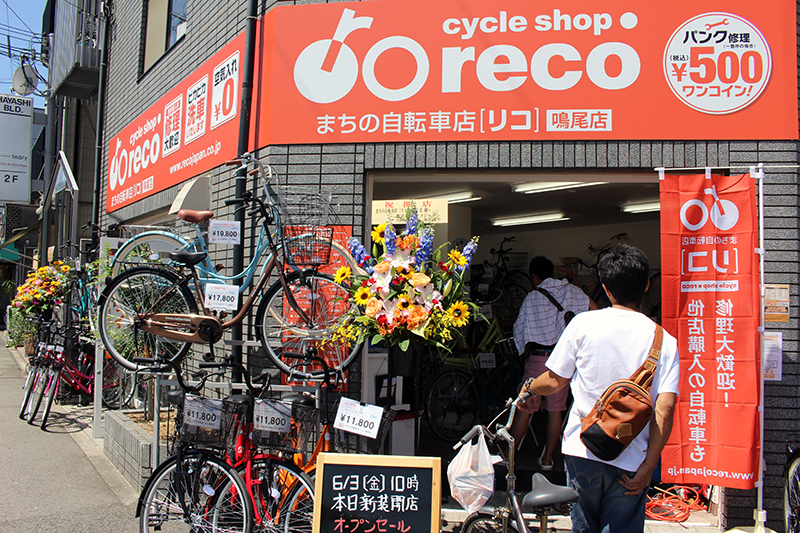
[659, 172, 760, 490]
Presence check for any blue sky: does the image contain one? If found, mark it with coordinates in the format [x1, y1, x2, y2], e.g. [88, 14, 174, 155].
[2, 0, 48, 108]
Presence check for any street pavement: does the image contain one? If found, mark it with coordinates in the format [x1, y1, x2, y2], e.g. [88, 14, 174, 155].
[1, 339, 721, 533]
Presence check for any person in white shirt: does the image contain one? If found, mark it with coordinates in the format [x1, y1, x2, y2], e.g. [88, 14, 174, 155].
[516, 244, 680, 533]
[511, 256, 596, 470]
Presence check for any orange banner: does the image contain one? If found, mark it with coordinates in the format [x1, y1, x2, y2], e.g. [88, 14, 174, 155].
[106, 34, 245, 213]
[253, 0, 797, 145]
[660, 173, 760, 490]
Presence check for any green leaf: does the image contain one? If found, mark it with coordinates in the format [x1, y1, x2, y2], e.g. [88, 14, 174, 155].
[399, 338, 410, 351]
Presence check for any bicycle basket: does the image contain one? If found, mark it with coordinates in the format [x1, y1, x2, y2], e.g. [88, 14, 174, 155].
[271, 185, 331, 228]
[180, 394, 227, 449]
[282, 225, 334, 267]
[251, 399, 318, 454]
[333, 398, 396, 455]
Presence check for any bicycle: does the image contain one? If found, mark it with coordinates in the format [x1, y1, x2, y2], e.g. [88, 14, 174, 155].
[135, 356, 254, 533]
[96, 154, 361, 379]
[557, 232, 628, 308]
[785, 437, 800, 533]
[469, 237, 533, 324]
[454, 397, 579, 533]
[426, 328, 524, 441]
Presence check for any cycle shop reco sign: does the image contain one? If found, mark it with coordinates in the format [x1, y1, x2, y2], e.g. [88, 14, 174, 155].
[106, 35, 244, 212]
[253, 0, 796, 145]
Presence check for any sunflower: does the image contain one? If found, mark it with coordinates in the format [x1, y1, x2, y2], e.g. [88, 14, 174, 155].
[447, 301, 470, 327]
[334, 265, 352, 284]
[371, 223, 387, 244]
[448, 249, 467, 267]
[397, 292, 413, 311]
[354, 286, 372, 307]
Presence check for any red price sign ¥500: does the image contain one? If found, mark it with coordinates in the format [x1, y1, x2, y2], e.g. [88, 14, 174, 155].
[663, 12, 772, 115]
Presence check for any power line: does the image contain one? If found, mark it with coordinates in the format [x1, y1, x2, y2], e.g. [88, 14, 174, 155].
[1, 0, 36, 34]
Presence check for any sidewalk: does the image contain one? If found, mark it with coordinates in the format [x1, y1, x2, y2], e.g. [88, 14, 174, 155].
[1, 339, 721, 532]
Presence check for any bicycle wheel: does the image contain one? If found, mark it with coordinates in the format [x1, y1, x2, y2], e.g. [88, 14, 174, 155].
[19, 363, 39, 420]
[247, 458, 315, 533]
[111, 232, 189, 278]
[505, 269, 534, 293]
[40, 369, 61, 431]
[101, 355, 135, 409]
[461, 512, 520, 533]
[492, 282, 528, 324]
[255, 271, 361, 380]
[97, 266, 197, 371]
[26, 366, 50, 424]
[425, 369, 481, 442]
[139, 451, 252, 533]
[786, 455, 800, 533]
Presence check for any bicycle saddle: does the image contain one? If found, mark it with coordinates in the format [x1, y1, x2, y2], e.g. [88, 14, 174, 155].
[177, 209, 214, 223]
[169, 251, 208, 266]
[522, 473, 580, 510]
[167, 389, 184, 406]
[281, 393, 315, 407]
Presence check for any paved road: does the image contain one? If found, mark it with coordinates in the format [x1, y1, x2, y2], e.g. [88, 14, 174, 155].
[0, 342, 140, 533]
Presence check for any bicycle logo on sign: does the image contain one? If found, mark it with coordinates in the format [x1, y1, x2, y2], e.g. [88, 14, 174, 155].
[679, 184, 739, 231]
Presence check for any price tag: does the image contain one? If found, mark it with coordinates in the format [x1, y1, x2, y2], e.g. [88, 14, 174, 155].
[204, 283, 239, 310]
[333, 396, 383, 440]
[478, 304, 493, 320]
[184, 395, 222, 430]
[209, 220, 241, 245]
[479, 352, 496, 369]
[253, 399, 292, 433]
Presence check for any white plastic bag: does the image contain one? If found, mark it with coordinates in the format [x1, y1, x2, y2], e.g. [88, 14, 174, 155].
[446, 430, 495, 514]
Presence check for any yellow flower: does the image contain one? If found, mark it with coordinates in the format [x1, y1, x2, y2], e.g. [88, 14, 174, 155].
[365, 297, 382, 318]
[447, 301, 470, 327]
[410, 273, 431, 287]
[371, 223, 387, 244]
[448, 249, 467, 267]
[354, 286, 372, 307]
[61, 265, 70, 273]
[334, 266, 351, 284]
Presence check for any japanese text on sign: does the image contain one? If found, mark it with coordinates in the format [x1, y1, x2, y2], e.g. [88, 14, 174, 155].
[209, 219, 242, 244]
[204, 283, 239, 311]
[253, 399, 292, 433]
[184, 395, 222, 430]
[334, 397, 383, 439]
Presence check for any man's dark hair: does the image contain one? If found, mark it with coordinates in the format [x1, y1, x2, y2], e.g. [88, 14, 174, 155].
[598, 244, 650, 306]
[529, 256, 554, 280]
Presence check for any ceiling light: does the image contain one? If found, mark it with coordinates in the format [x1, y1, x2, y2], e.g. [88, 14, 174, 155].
[621, 201, 661, 214]
[421, 191, 482, 204]
[513, 181, 608, 194]
[492, 213, 569, 227]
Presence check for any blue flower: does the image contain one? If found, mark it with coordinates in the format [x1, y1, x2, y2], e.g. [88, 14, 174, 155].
[415, 227, 434, 267]
[384, 224, 397, 255]
[405, 209, 418, 236]
[459, 237, 479, 272]
[348, 237, 374, 274]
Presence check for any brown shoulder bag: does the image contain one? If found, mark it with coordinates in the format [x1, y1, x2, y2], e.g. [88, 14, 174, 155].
[579, 324, 664, 461]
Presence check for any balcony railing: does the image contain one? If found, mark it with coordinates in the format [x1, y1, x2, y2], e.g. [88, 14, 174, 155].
[50, 0, 103, 99]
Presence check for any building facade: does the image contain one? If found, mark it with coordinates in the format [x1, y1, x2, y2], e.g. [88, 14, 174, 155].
[98, 0, 800, 528]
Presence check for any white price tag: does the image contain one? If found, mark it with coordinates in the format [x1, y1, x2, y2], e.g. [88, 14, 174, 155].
[479, 352, 496, 369]
[204, 283, 239, 310]
[479, 304, 493, 320]
[184, 395, 222, 430]
[333, 396, 383, 440]
[253, 399, 292, 433]
[209, 220, 241, 245]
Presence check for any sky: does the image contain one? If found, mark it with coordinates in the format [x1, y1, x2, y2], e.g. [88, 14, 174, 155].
[2, 0, 48, 108]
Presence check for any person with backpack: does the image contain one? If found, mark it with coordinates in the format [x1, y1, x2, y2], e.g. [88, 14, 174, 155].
[515, 244, 680, 533]
[511, 255, 597, 470]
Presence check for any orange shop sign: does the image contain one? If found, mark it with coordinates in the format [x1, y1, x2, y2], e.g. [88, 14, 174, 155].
[253, 0, 797, 145]
[659, 173, 760, 490]
[106, 34, 244, 213]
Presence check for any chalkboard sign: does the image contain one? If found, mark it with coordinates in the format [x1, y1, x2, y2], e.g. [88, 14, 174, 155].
[313, 453, 441, 533]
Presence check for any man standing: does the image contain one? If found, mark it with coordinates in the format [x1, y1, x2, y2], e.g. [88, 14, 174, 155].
[516, 244, 680, 532]
[512, 256, 596, 470]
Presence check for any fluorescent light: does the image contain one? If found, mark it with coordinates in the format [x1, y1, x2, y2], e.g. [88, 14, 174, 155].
[513, 181, 608, 194]
[621, 201, 660, 214]
[421, 191, 482, 204]
[492, 213, 569, 227]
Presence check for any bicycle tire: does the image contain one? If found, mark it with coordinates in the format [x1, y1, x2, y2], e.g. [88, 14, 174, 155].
[40, 369, 61, 431]
[492, 282, 528, 324]
[461, 512, 521, 533]
[255, 271, 361, 380]
[26, 366, 49, 424]
[505, 270, 534, 293]
[101, 356, 135, 409]
[245, 458, 315, 533]
[97, 266, 197, 371]
[425, 369, 481, 442]
[111, 232, 189, 278]
[786, 454, 800, 533]
[139, 451, 252, 533]
[19, 364, 39, 420]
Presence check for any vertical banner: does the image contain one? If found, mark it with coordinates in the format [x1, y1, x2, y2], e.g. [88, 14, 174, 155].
[660, 173, 760, 489]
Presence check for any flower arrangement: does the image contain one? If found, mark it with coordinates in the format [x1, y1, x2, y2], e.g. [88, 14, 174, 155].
[333, 206, 479, 351]
[11, 260, 73, 318]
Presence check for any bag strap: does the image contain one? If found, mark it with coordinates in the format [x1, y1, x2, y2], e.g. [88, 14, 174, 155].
[535, 287, 564, 312]
[630, 324, 664, 390]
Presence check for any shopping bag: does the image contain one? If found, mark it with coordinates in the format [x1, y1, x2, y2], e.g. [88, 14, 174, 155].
[446, 430, 495, 514]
